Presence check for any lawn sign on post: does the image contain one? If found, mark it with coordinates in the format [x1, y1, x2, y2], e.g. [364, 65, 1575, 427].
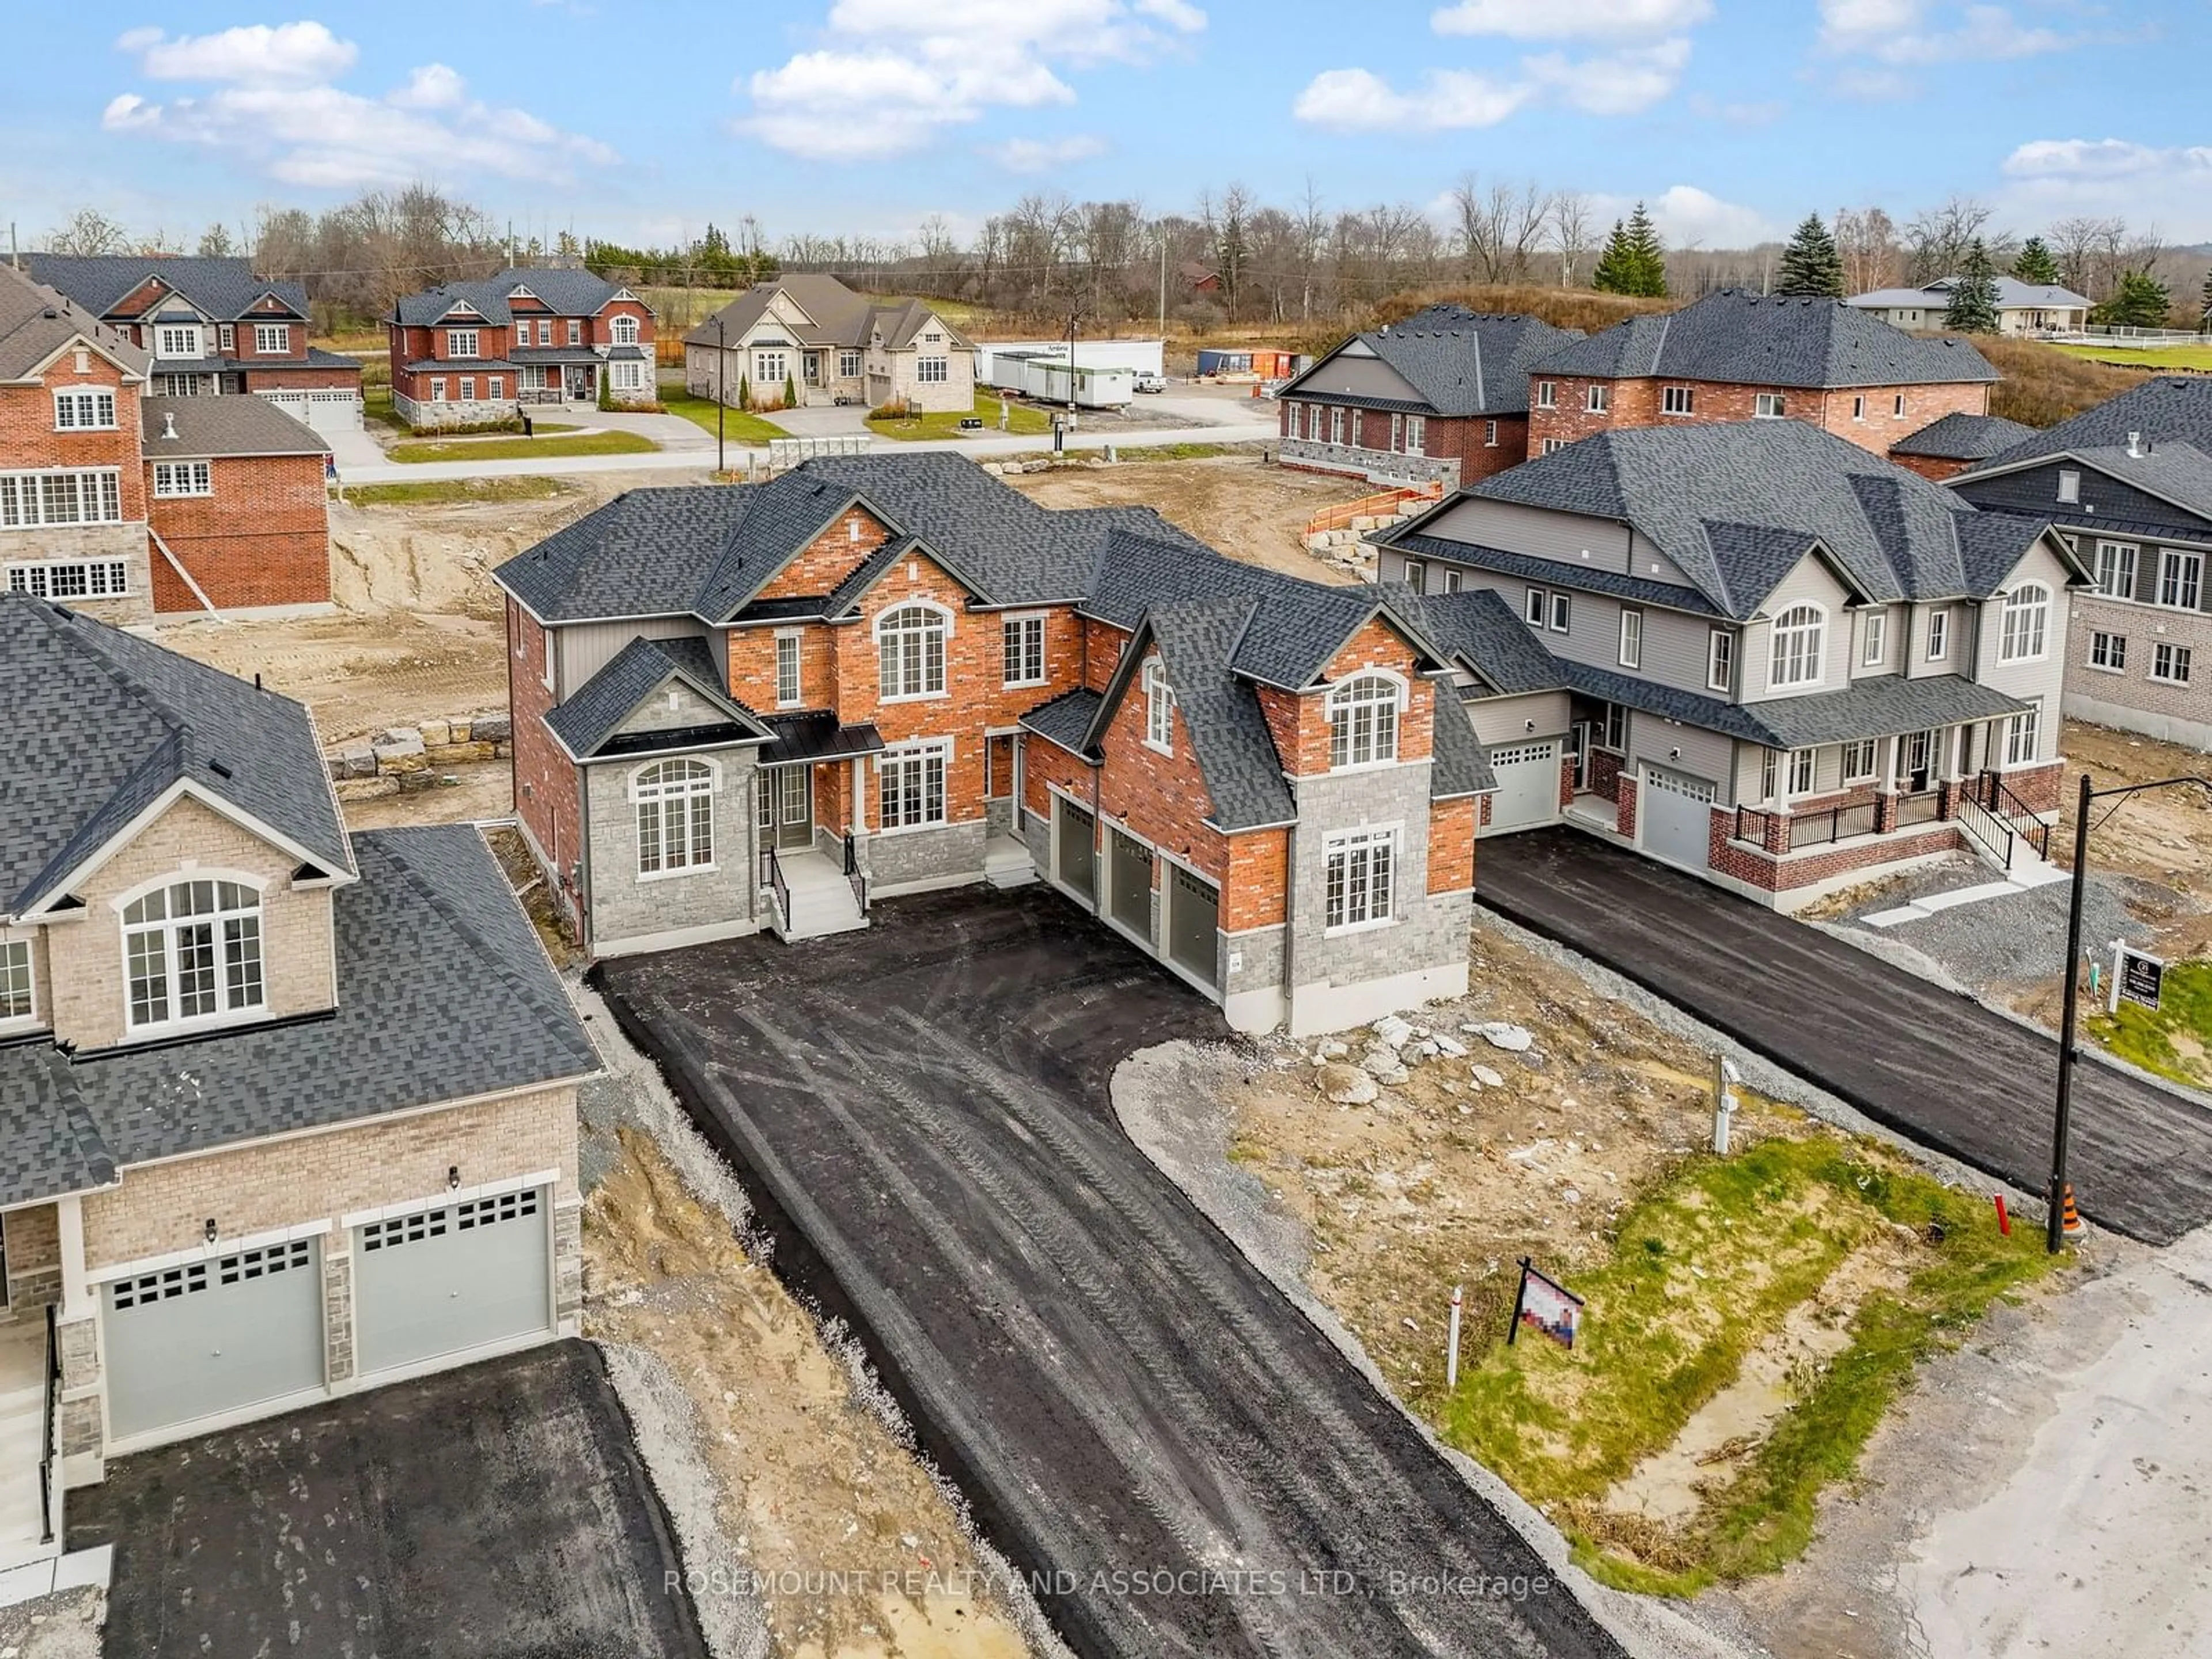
[1711, 1053, 1741, 1155]
[1506, 1257, 1584, 1350]
[2111, 943, 2164, 1014]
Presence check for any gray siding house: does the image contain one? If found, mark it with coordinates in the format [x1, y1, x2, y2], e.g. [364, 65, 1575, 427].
[1372, 421, 2090, 908]
[1948, 377, 2212, 750]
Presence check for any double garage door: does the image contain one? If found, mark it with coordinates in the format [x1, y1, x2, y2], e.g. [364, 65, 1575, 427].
[1639, 765, 1717, 872]
[101, 1187, 551, 1445]
[257, 388, 365, 432]
[1481, 740, 1562, 836]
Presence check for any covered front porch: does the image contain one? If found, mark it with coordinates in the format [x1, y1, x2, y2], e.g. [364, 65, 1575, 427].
[754, 716, 879, 941]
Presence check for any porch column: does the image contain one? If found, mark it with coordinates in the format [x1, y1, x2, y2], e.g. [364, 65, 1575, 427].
[56, 1194, 90, 1320]
[1873, 732, 1901, 834]
[1761, 750, 1793, 855]
[849, 756, 865, 835]
[1938, 725, 1966, 820]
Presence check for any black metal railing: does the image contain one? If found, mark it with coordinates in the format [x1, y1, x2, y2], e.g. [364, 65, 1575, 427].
[1953, 790, 2016, 869]
[1733, 806, 1772, 845]
[1786, 799, 1880, 849]
[39, 1303, 58, 1546]
[1896, 789, 1942, 827]
[761, 845, 790, 932]
[840, 831, 867, 914]
[1981, 772, 2054, 859]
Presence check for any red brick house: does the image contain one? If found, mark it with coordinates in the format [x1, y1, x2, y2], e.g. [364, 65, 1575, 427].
[24, 254, 362, 432]
[1523, 290, 1999, 463]
[1885, 411, 2036, 482]
[387, 268, 656, 430]
[1277, 306, 1582, 489]
[1, 263, 332, 622]
[493, 455, 1503, 1034]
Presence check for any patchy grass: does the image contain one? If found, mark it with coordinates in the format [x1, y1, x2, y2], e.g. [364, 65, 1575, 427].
[338, 475, 575, 508]
[1976, 336, 2147, 426]
[362, 384, 410, 434]
[657, 391, 790, 442]
[1112, 441, 1246, 461]
[1433, 1132, 2060, 1594]
[387, 430, 658, 464]
[869, 393, 1054, 441]
[2085, 957, 2212, 1091]
[2053, 341, 2212, 373]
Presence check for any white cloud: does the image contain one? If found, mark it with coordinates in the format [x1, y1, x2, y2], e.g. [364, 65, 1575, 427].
[1526, 38, 1691, 115]
[1431, 0, 1709, 40]
[1592, 185, 1777, 248]
[984, 134, 1109, 172]
[1819, 0, 2113, 74]
[116, 21, 356, 85]
[105, 33, 617, 190]
[1686, 91, 1785, 126]
[1293, 67, 1533, 132]
[738, 0, 1206, 160]
[1997, 138, 2212, 238]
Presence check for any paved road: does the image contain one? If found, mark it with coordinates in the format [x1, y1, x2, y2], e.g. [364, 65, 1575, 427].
[1476, 828, 2212, 1245]
[72, 1342, 706, 1659]
[596, 888, 1623, 1659]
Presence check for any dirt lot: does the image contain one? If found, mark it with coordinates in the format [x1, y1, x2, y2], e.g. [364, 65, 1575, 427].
[1006, 454, 1366, 581]
[2053, 719, 2212, 957]
[584, 1122, 1035, 1659]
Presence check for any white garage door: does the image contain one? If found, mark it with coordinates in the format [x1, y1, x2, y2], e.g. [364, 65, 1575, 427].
[304, 388, 363, 431]
[1639, 765, 1717, 872]
[103, 1238, 325, 1442]
[353, 1187, 552, 1379]
[1480, 740, 1561, 835]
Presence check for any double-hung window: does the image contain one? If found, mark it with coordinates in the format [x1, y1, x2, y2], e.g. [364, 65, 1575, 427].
[1525, 588, 1547, 627]
[1755, 392, 1786, 418]
[1842, 739, 1878, 782]
[567, 319, 581, 344]
[1790, 748, 1816, 794]
[1549, 591, 1572, 634]
[1328, 675, 1400, 769]
[2089, 631, 2127, 672]
[1600, 702, 1628, 751]
[2158, 550, 2203, 612]
[1002, 613, 1046, 687]
[1927, 607, 1950, 662]
[153, 460, 213, 498]
[1540, 436, 1569, 456]
[1142, 657, 1175, 753]
[1706, 627, 1734, 692]
[538, 319, 554, 344]
[253, 323, 290, 354]
[123, 879, 263, 1032]
[53, 389, 116, 430]
[1662, 385, 1694, 416]
[877, 604, 948, 699]
[2153, 643, 2194, 685]
[1999, 584, 2050, 662]
[1535, 381, 1557, 410]
[2005, 699, 2042, 767]
[774, 631, 803, 707]
[1586, 384, 1610, 414]
[1862, 611, 1887, 667]
[916, 357, 949, 384]
[1618, 607, 1643, 669]
[1402, 559, 1426, 593]
[634, 759, 714, 875]
[2094, 540, 2138, 600]
[155, 324, 200, 359]
[880, 744, 948, 828]
[448, 328, 480, 358]
[839, 350, 862, 378]
[1324, 827, 1396, 931]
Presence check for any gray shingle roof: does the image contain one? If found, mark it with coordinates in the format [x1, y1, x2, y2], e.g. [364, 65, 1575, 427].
[1954, 510, 2071, 597]
[1282, 306, 1584, 417]
[0, 1044, 117, 1207]
[1429, 691, 1497, 798]
[1528, 290, 1998, 389]
[1848, 277, 2090, 312]
[1115, 599, 1297, 832]
[545, 635, 770, 760]
[1383, 529, 1726, 618]
[1888, 411, 2036, 460]
[1553, 656, 2025, 749]
[0, 262, 150, 382]
[758, 713, 884, 765]
[62, 826, 596, 1169]
[393, 267, 638, 327]
[1395, 587, 1569, 694]
[2, 595, 354, 915]
[499, 486, 755, 622]
[24, 254, 310, 323]
[1020, 688, 1103, 754]
[1978, 377, 2212, 471]
[141, 393, 330, 458]
[1455, 421, 1986, 617]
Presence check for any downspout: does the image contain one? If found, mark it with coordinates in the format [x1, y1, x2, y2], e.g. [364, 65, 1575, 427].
[1278, 821, 1297, 1031]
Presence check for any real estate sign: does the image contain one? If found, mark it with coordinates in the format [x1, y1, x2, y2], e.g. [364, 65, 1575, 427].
[2112, 945, 2165, 1014]
[1507, 1257, 1584, 1351]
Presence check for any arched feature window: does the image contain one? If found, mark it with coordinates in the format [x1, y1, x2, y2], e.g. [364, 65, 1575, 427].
[609, 315, 639, 345]
[1768, 604, 1827, 689]
[877, 603, 949, 699]
[633, 758, 715, 875]
[122, 877, 263, 1029]
[2000, 582, 2050, 662]
[1142, 657, 1175, 753]
[1328, 673, 1402, 768]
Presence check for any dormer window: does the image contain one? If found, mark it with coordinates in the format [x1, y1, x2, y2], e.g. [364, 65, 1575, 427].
[155, 324, 201, 359]
[1143, 657, 1175, 753]
[1327, 673, 1402, 769]
[123, 877, 264, 1032]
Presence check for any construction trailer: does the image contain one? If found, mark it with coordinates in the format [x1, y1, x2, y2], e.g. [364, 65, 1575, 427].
[976, 338, 1165, 380]
[978, 351, 1135, 409]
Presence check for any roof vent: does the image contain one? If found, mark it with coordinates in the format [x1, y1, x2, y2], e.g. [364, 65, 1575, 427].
[161, 412, 179, 440]
[207, 759, 233, 780]
[2126, 430, 2145, 457]
[40, 308, 56, 320]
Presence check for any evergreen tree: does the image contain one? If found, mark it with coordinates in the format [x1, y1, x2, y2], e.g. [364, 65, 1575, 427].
[1943, 240, 2001, 334]
[2200, 267, 2212, 328]
[1775, 213, 1845, 298]
[2012, 236, 2061, 287]
[2092, 270, 2173, 330]
[1593, 204, 1668, 297]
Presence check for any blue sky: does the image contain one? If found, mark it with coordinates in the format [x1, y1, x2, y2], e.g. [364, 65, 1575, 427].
[3, 2, 2207, 252]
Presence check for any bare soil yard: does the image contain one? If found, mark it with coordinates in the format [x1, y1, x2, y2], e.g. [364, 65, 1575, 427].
[1005, 455, 1364, 581]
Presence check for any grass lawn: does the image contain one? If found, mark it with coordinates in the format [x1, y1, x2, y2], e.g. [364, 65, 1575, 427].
[2053, 342, 2212, 372]
[1433, 1131, 2059, 1594]
[2086, 958, 2212, 1090]
[868, 393, 1054, 442]
[658, 392, 789, 443]
[386, 430, 658, 464]
[361, 384, 411, 435]
[338, 476, 574, 508]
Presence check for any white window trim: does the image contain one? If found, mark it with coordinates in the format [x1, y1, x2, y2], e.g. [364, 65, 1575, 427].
[2157, 548, 2203, 613]
[52, 388, 118, 431]
[1706, 627, 1734, 693]
[873, 599, 954, 703]
[1618, 607, 1643, 669]
[774, 628, 804, 709]
[1755, 392, 1787, 419]
[1998, 584, 2051, 664]
[253, 323, 290, 354]
[0, 937, 36, 1029]
[1535, 381, 1557, 410]
[1325, 669, 1406, 773]
[1662, 385, 1694, 416]
[1142, 656, 1176, 755]
[1586, 384, 1609, 414]
[2150, 643, 2193, 686]
[610, 315, 641, 345]
[1322, 823, 1401, 935]
[1842, 740, 1878, 784]
[876, 739, 953, 834]
[1926, 607, 1950, 662]
[1548, 591, 1572, 634]
[2093, 540, 2138, 602]
[2004, 700, 2043, 767]
[1862, 611, 1887, 668]
[115, 872, 269, 1038]
[153, 460, 213, 499]
[2087, 631, 2127, 675]
[1001, 611, 1049, 688]
[1524, 587, 1547, 627]
[631, 757, 719, 880]
[2056, 469, 2081, 505]
[1769, 603, 1828, 690]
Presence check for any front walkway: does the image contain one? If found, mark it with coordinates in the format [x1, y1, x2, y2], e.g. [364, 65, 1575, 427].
[1475, 827, 2212, 1244]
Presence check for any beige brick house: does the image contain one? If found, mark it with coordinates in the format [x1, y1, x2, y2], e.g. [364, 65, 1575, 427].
[684, 274, 976, 414]
[0, 593, 594, 1569]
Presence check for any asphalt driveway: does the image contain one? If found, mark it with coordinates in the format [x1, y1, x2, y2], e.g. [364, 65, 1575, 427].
[70, 1341, 706, 1659]
[596, 888, 1623, 1659]
[1476, 828, 2212, 1245]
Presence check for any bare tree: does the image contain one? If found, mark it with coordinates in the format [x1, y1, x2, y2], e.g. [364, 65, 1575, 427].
[1903, 195, 1996, 285]
[1452, 176, 1550, 286]
[44, 207, 132, 256]
[1544, 191, 1597, 287]
[1834, 206, 1899, 293]
[1294, 176, 1330, 319]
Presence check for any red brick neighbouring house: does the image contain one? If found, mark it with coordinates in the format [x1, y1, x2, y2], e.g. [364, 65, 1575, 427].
[493, 453, 1503, 1035]
[1523, 290, 1999, 464]
[1885, 411, 2038, 482]
[388, 267, 656, 430]
[24, 253, 363, 433]
[0, 263, 332, 622]
[1277, 306, 1583, 490]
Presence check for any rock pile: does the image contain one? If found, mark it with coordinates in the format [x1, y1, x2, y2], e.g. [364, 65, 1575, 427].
[1305, 1012, 1539, 1104]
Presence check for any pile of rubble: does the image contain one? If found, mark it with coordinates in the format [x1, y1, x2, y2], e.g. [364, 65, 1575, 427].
[1304, 1012, 1534, 1106]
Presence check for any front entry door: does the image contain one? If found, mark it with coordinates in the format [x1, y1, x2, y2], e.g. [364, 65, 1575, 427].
[565, 365, 593, 401]
[1904, 729, 1934, 793]
[1570, 721, 1594, 791]
[775, 767, 813, 850]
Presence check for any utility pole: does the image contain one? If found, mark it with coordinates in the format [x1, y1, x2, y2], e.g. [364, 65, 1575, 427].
[1066, 309, 1079, 424]
[1158, 237, 1168, 338]
[715, 315, 726, 476]
[2046, 768, 2212, 1252]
